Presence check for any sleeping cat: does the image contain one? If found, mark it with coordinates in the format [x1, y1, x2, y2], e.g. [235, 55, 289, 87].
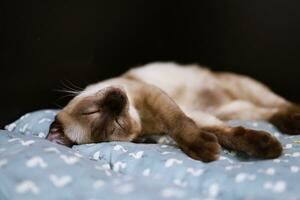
[46, 62, 300, 162]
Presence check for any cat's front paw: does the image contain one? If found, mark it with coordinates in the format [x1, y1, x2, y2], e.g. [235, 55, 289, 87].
[179, 131, 221, 162]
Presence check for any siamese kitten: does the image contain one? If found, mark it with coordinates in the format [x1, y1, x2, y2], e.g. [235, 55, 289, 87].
[46, 62, 300, 162]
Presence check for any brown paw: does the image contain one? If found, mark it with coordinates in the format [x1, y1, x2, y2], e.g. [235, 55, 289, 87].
[233, 127, 283, 159]
[270, 106, 300, 135]
[179, 131, 221, 162]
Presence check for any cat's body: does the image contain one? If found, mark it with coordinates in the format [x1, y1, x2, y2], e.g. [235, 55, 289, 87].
[47, 62, 300, 162]
[126, 62, 286, 121]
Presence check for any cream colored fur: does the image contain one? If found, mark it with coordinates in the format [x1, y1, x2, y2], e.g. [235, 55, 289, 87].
[49, 62, 294, 161]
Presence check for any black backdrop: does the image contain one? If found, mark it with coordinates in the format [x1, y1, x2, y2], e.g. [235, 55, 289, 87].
[1, 0, 300, 128]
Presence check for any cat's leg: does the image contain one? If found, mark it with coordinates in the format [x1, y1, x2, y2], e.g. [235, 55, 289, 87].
[214, 100, 300, 135]
[218, 73, 300, 134]
[203, 125, 283, 159]
[214, 100, 278, 121]
[269, 105, 300, 135]
[217, 72, 288, 108]
[185, 109, 282, 159]
[132, 82, 220, 162]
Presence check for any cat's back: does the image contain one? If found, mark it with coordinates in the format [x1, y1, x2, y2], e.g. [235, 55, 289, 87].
[125, 62, 210, 92]
[125, 62, 231, 110]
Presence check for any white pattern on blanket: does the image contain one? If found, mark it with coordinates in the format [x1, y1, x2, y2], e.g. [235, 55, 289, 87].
[0, 110, 300, 200]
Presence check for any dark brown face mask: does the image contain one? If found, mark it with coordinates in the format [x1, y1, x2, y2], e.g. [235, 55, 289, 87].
[46, 119, 74, 147]
[46, 87, 130, 146]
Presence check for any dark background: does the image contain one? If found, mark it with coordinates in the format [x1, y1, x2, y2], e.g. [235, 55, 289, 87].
[1, 0, 300, 128]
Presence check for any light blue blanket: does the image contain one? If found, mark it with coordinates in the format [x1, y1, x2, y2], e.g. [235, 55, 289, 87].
[1, 110, 300, 200]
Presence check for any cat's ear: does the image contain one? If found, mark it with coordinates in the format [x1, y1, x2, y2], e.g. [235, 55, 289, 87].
[46, 119, 74, 147]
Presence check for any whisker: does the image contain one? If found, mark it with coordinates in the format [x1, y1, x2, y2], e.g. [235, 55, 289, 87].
[55, 93, 78, 101]
[65, 80, 84, 90]
[60, 81, 82, 94]
[51, 80, 84, 110]
[53, 89, 80, 95]
[115, 118, 125, 130]
[52, 95, 75, 109]
[52, 91, 78, 107]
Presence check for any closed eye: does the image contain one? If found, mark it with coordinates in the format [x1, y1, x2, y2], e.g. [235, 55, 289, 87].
[81, 110, 100, 115]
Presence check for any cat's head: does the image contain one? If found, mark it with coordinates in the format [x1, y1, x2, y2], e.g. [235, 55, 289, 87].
[46, 86, 141, 147]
